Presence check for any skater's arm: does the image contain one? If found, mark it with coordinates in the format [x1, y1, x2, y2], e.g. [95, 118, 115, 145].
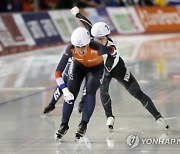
[71, 6, 92, 35]
[55, 44, 73, 89]
[76, 13, 92, 34]
[90, 41, 117, 57]
[55, 44, 74, 101]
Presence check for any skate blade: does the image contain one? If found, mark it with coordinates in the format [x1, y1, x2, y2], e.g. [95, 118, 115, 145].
[74, 137, 80, 142]
[75, 133, 82, 142]
[55, 134, 63, 141]
[40, 114, 46, 119]
[75, 135, 84, 142]
[108, 125, 114, 132]
[166, 125, 170, 130]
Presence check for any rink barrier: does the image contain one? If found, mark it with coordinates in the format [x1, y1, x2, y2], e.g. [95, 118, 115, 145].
[135, 6, 180, 32]
[0, 6, 180, 56]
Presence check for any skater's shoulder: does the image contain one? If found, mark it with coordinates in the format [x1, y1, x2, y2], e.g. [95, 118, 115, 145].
[65, 44, 74, 51]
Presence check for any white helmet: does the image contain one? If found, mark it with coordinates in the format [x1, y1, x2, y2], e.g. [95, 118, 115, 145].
[91, 22, 110, 37]
[71, 27, 90, 47]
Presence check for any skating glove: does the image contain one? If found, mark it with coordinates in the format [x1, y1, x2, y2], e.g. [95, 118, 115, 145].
[71, 6, 79, 16]
[62, 87, 74, 102]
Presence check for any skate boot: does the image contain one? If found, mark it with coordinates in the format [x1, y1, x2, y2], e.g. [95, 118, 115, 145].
[43, 104, 55, 114]
[156, 117, 170, 130]
[75, 122, 87, 140]
[56, 123, 69, 140]
[78, 100, 84, 113]
[106, 116, 115, 132]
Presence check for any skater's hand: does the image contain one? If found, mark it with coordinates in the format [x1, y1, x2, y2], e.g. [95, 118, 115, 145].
[62, 87, 74, 101]
[71, 6, 79, 16]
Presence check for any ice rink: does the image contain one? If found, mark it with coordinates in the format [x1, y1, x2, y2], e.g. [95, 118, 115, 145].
[0, 33, 180, 154]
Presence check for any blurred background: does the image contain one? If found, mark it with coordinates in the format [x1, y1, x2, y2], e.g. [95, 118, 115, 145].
[0, 0, 180, 154]
[0, 0, 180, 12]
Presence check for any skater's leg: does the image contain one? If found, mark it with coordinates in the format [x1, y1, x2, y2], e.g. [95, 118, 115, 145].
[61, 66, 84, 124]
[51, 86, 63, 105]
[81, 65, 103, 123]
[57, 63, 84, 139]
[76, 65, 103, 138]
[81, 94, 95, 123]
[126, 77, 170, 129]
[112, 59, 161, 119]
[75, 95, 94, 139]
[78, 74, 91, 113]
[100, 70, 115, 131]
[78, 83, 86, 113]
[100, 70, 114, 118]
[44, 68, 69, 114]
[126, 76, 161, 119]
[43, 86, 63, 114]
[112, 58, 169, 129]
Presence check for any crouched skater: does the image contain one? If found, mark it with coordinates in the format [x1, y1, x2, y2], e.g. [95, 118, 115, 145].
[55, 27, 117, 140]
